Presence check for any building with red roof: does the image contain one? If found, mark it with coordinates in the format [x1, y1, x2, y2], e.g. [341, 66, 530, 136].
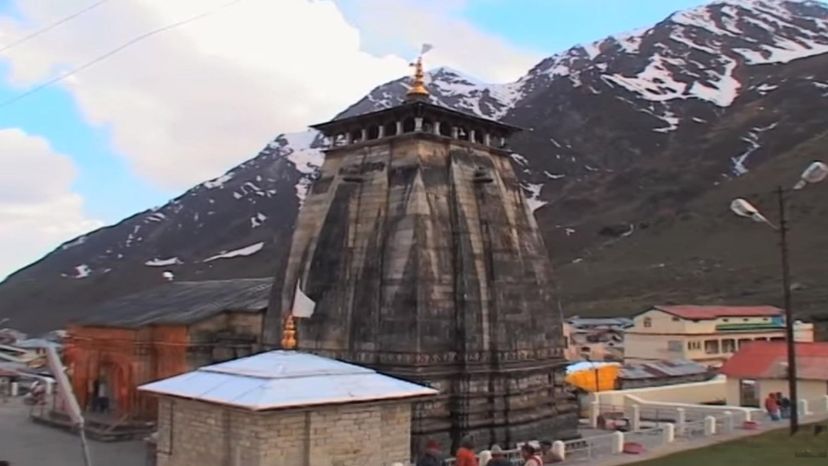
[625, 305, 814, 367]
[719, 341, 828, 407]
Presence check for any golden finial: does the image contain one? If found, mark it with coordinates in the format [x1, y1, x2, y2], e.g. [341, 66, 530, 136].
[406, 44, 433, 101]
[281, 314, 297, 350]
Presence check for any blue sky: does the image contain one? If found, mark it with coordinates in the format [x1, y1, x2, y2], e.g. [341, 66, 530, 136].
[0, 0, 708, 277]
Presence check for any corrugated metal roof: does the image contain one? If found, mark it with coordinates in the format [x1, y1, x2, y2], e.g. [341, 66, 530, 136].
[79, 278, 272, 328]
[719, 341, 828, 381]
[14, 339, 61, 349]
[618, 360, 710, 380]
[652, 305, 782, 320]
[568, 317, 633, 328]
[138, 351, 438, 410]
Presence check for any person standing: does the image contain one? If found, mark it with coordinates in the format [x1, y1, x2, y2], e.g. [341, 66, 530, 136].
[0, 377, 9, 403]
[455, 437, 479, 466]
[486, 445, 510, 466]
[540, 440, 563, 463]
[416, 440, 443, 466]
[98, 378, 109, 413]
[764, 392, 780, 421]
[520, 444, 543, 466]
[779, 393, 791, 419]
[90, 378, 100, 412]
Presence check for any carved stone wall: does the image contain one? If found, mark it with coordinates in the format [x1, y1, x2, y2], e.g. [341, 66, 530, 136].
[266, 132, 577, 448]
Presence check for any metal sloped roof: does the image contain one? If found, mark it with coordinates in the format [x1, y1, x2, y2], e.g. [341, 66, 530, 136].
[79, 278, 272, 328]
[719, 341, 828, 381]
[618, 360, 710, 380]
[138, 351, 438, 410]
[652, 305, 783, 320]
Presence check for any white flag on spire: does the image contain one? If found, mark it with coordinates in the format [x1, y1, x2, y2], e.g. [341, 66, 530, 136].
[291, 280, 316, 318]
[421, 43, 434, 55]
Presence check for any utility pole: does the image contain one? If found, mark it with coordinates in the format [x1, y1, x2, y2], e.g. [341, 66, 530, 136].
[776, 186, 799, 435]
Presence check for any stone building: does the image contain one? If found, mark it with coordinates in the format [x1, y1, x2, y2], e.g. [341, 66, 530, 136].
[139, 350, 437, 466]
[267, 58, 577, 449]
[66, 278, 270, 421]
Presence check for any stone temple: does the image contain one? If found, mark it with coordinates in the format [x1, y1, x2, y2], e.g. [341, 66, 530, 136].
[265, 58, 577, 450]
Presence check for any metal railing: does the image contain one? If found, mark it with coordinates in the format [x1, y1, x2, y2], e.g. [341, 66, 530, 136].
[625, 426, 666, 451]
[679, 418, 707, 438]
[438, 396, 828, 466]
[560, 432, 616, 463]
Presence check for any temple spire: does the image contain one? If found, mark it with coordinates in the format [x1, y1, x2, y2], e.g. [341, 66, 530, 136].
[406, 44, 433, 102]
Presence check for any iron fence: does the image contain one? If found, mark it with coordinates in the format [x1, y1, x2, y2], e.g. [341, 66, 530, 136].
[679, 418, 707, 438]
[624, 426, 666, 451]
[560, 432, 617, 463]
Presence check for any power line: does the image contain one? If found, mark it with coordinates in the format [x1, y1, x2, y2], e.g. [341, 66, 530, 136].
[0, 0, 114, 54]
[0, 0, 246, 109]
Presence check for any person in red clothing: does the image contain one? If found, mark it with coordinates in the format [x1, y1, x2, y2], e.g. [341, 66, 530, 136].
[455, 436, 478, 466]
[764, 393, 780, 420]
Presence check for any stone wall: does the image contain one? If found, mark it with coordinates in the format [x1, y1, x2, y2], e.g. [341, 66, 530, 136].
[155, 397, 412, 466]
[265, 131, 576, 448]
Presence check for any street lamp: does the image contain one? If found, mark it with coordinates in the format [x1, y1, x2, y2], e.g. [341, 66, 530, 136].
[730, 160, 828, 435]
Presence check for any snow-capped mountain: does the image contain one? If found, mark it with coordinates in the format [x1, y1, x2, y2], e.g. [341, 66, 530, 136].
[3, 0, 828, 332]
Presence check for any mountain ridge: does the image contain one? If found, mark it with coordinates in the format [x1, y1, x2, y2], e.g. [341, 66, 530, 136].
[2, 0, 828, 333]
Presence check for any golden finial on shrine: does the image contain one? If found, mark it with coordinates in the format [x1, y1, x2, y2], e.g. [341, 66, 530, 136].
[406, 44, 433, 101]
[281, 314, 297, 350]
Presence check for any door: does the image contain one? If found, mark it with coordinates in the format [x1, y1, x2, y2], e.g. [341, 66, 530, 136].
[739, 379, 759, 407]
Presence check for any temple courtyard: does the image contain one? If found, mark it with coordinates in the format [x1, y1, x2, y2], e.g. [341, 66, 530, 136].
[0, 399, 145, 466]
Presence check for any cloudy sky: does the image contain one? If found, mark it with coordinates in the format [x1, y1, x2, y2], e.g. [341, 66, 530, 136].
[0, 0, 706, 278]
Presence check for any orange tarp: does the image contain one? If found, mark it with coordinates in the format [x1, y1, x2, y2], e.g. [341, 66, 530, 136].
[565, 364, 620, 392]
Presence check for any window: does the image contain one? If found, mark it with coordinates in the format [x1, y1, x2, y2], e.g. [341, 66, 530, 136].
[743, 318, 749, 322]
[672, 317, 680, 322]
[704, 340, 720, 355]
[763, 318, 769, 322]
[668, 340, 683, 352]
[687, 341, 701, 351]
[643, 317, 652, 328]
[738, 338, 752, 349]
[722, 339, 736, 353]
[723, 318, 730, 322]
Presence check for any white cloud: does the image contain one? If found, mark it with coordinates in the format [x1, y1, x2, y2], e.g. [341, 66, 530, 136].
[0, 0, 409, 188]
[0, 0, 538, 191]
[0, 128, 102, 279]
[334, 0, 544, 83]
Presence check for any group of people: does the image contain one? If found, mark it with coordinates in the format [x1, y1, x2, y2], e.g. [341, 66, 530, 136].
[763, 392, 792, 421]
[417, 437, 563, 466]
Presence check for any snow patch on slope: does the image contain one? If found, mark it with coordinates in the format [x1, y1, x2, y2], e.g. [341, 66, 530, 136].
[279, 130, 323, 203]
[730, 122, 778, 175]
[72, 264, 91, 279]
[203, 242, 264, 262]
[522, 183, 547, 212]
[145, 257, 182, 267]
[203, 173, 233, 189]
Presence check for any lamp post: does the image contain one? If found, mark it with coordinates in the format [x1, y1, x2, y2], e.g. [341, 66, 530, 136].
[730, 161, 828, 435]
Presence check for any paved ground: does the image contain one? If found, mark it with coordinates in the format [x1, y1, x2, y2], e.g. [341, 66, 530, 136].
[0, 398, 146, 466]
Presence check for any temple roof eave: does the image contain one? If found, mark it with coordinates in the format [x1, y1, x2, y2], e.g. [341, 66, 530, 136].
[309, 101, 522, 136]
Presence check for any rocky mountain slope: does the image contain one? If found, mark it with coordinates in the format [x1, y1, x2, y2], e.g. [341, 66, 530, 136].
[2, 0, 828, 333]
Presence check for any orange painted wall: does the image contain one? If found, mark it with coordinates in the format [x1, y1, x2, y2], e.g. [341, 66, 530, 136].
[66, 324, 190, 420]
